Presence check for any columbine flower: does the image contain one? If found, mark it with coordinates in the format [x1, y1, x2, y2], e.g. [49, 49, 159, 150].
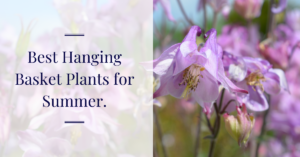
[259, 39, 290, 70]
[226, 54, 289, 111]
[142, 26, 247, 113]
[154, 0, 175, 21]
[234, 0, 263, 19]
[222, 51, 247, 82]
[259, 24, 300, 70]
[223, 104, 255, 147]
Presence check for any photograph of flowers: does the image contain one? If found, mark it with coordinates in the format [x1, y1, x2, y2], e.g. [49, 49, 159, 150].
[151, 0, 300, 157]
[0, 0, 299, 156]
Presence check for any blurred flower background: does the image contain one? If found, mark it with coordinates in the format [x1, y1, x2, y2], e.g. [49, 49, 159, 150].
[0, 0, 153, 157]
[152, 0, 300, 157]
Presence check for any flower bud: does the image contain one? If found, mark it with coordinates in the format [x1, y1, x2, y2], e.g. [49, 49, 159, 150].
[234, 0, 263, 19]
[223, 104, 255, 147]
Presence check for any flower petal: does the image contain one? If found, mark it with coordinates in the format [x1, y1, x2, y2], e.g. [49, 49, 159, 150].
[182, 26, 202, 43]
[203, 29, 219, 79]
[218, 58, 248, 94]
[202, 47, 218, 79]
[204, 29, 218, 55]
[243, 57, 272, 74]
[269, 68, 289, 93]
[167, 72, 186, 98]
[173, 26, 202, 75]
[180, 41, 197, 57]
[192, 70, 219, 104]
[262, 71, 281, 95]
[173, 49, 197, 75]
[245, 86, 269, 111]
[153, 66, 174, 98]
[140, 43, 180, 76]
[223, 51, 247, 82]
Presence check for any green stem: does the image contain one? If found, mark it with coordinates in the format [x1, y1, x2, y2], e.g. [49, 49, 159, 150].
[220, 99, 237, 114]
[207, 89, 225, 157]
[218, 89, 225, 110]
[212, 11, 218, 29]
[267, 0, 275, 38]
[154, 106, 168, 157]
[205, 114, 214, 134]
[194, 107, 202, 157]
[176, 0, 195, 26]
[255, 94, 271, 157]
[202, 0, 207, 32]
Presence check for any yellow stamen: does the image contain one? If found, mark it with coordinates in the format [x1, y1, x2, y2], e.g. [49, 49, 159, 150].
[179, 64, 205, 98]
[245, 71, 267, 92]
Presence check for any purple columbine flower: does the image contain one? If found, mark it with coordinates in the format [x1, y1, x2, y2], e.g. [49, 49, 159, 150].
[142, 26, 248, 113]
[259, 24, 300, 70]
[223, 52, 289, 111]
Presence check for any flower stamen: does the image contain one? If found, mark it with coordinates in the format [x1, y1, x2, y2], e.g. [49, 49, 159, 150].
[245, 71, 267, 92]
[179, 64, 205, 98]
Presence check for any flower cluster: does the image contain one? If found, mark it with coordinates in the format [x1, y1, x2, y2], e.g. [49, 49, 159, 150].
[151, 0, 299, 156]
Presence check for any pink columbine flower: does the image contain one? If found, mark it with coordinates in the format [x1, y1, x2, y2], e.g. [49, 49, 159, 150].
[142, 26, 247, 113]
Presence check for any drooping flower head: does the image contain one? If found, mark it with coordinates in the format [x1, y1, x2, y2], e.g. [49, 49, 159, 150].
[223, 52, 289, 111]
[224, 104, 255, 147]
[142, 26, 248, 114]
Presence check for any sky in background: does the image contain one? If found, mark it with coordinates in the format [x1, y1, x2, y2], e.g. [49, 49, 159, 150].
[0, 0, 61, 40]
[0, 0, 108, 40]
[1, 0, 300, 40]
